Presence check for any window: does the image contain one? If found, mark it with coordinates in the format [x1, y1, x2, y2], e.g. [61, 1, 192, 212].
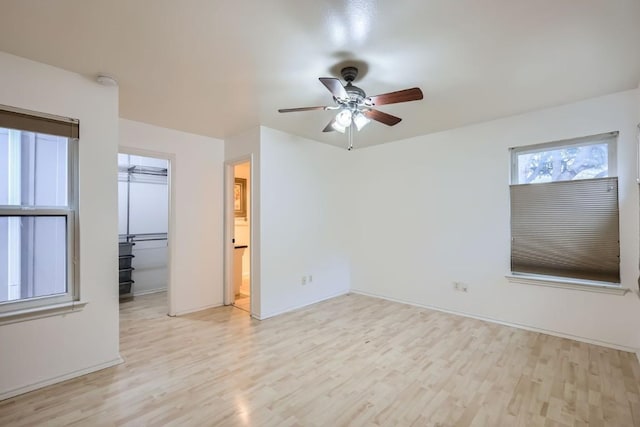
[0, 105, 79, 316]
[509, 132, 620, 286]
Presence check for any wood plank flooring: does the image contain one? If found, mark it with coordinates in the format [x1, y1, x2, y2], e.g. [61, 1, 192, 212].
[233, 292, 250, 313]
[1, 292, 639, 426]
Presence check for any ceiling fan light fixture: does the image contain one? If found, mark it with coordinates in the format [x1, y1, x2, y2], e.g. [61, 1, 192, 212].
[353, 111, 370, 131]
[335, 109, 352, 128]
[331, 120, 347, 133]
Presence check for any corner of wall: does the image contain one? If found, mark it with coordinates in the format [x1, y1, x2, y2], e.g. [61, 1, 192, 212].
[258, 128, 351, 317]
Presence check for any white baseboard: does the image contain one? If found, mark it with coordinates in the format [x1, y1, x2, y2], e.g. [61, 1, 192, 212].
[171, 302, 223, 316]
[351, 289, 640, 355]
[0, 356, 124, 401]
[133, 287, 167, 297]
[256, 290, 349, 320]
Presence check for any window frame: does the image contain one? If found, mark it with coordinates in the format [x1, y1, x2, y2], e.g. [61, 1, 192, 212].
[0, 105, 81, 319]
[507, 131, 624, 293]
[510, 132, 618, 185]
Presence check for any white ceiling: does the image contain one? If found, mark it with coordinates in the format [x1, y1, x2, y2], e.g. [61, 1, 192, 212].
[0, 0, 639, 148]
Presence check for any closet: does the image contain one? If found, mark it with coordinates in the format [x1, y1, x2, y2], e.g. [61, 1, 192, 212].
[117, 154, 169, 298]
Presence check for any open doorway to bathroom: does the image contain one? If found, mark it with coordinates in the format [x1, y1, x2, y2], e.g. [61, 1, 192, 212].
[118, 153, 169, 310]
[233, 161, 251, 312]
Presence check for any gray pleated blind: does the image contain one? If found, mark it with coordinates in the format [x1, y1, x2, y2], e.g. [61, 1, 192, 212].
[510, 177, 619, 283]
[0, 106, 79, 138]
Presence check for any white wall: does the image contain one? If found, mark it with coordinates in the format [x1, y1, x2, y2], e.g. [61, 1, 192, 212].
[350, 89, 640, 351]
[119, 119, 225, 315]
[0, 52, 120, 398]
[259, 127, 351, 318]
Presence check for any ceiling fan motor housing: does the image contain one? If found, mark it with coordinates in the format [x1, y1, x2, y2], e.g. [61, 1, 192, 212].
[340, 67, 366, 105]
[346, 84, 366, 104]
[341, 66, 359, 82]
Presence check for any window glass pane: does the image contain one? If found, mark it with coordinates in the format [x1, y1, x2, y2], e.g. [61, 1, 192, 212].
[0, 216, 67, 303]
[0, 127, 68, 206]
[517, 143, 608, 184]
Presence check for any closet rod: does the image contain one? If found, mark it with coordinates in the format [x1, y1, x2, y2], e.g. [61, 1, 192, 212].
[127, 165, 168, 177]
[119, 233, 168, 243]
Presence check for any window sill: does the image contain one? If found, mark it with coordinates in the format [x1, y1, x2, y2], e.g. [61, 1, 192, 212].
[0, 300, 88, 326]
[506, 274, 628, 295]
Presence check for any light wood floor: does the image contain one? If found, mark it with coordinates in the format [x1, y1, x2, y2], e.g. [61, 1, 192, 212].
[233, 292, 250, 313]
[1, 292, 639, 426]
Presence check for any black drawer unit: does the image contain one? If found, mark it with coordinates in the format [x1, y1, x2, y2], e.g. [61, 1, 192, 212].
[118, 242, 135, 297]
[119, 241, 134, 256]
[119, 254, 135, 270]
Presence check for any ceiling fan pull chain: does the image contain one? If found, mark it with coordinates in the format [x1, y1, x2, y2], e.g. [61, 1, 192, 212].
[347, 124, 354, 151]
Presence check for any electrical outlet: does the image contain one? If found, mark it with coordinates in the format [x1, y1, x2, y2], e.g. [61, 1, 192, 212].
[452, 281, 468, 292]
[301, 276, 307, 285]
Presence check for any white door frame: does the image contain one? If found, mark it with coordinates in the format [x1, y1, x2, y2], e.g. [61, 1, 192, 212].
[224, 156, 252, 312]
[118, 147, 177, 316]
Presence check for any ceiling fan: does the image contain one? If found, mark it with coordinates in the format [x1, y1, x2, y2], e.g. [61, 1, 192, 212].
[278, 66, 423, 149]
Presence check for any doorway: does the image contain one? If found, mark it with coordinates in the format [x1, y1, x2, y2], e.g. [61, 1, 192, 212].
[231, 161, 251, 313]
[117, 152, 171, 312]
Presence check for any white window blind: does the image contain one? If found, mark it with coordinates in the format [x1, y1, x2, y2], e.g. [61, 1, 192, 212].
[510, 177, 620, 283]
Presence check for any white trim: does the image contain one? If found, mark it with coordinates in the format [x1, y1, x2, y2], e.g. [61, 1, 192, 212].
[223, 162, 236, 307]
[255, 290, 349, 320]
[505, 274, 628, 295]
[350, 289, 639, 354]
[0, 356, 123, 401]
[636, 122, 639, 183]
[0, 299, 88, 326]
[171, 302, 223, 316]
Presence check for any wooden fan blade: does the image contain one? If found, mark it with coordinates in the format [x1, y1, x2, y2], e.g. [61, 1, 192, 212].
[362, 109, 402, 126]
[319, 77, 348, 99]
[278, 106, 328, 113]
[322, 118, 336, 132]
[367, 87, 423, 106]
